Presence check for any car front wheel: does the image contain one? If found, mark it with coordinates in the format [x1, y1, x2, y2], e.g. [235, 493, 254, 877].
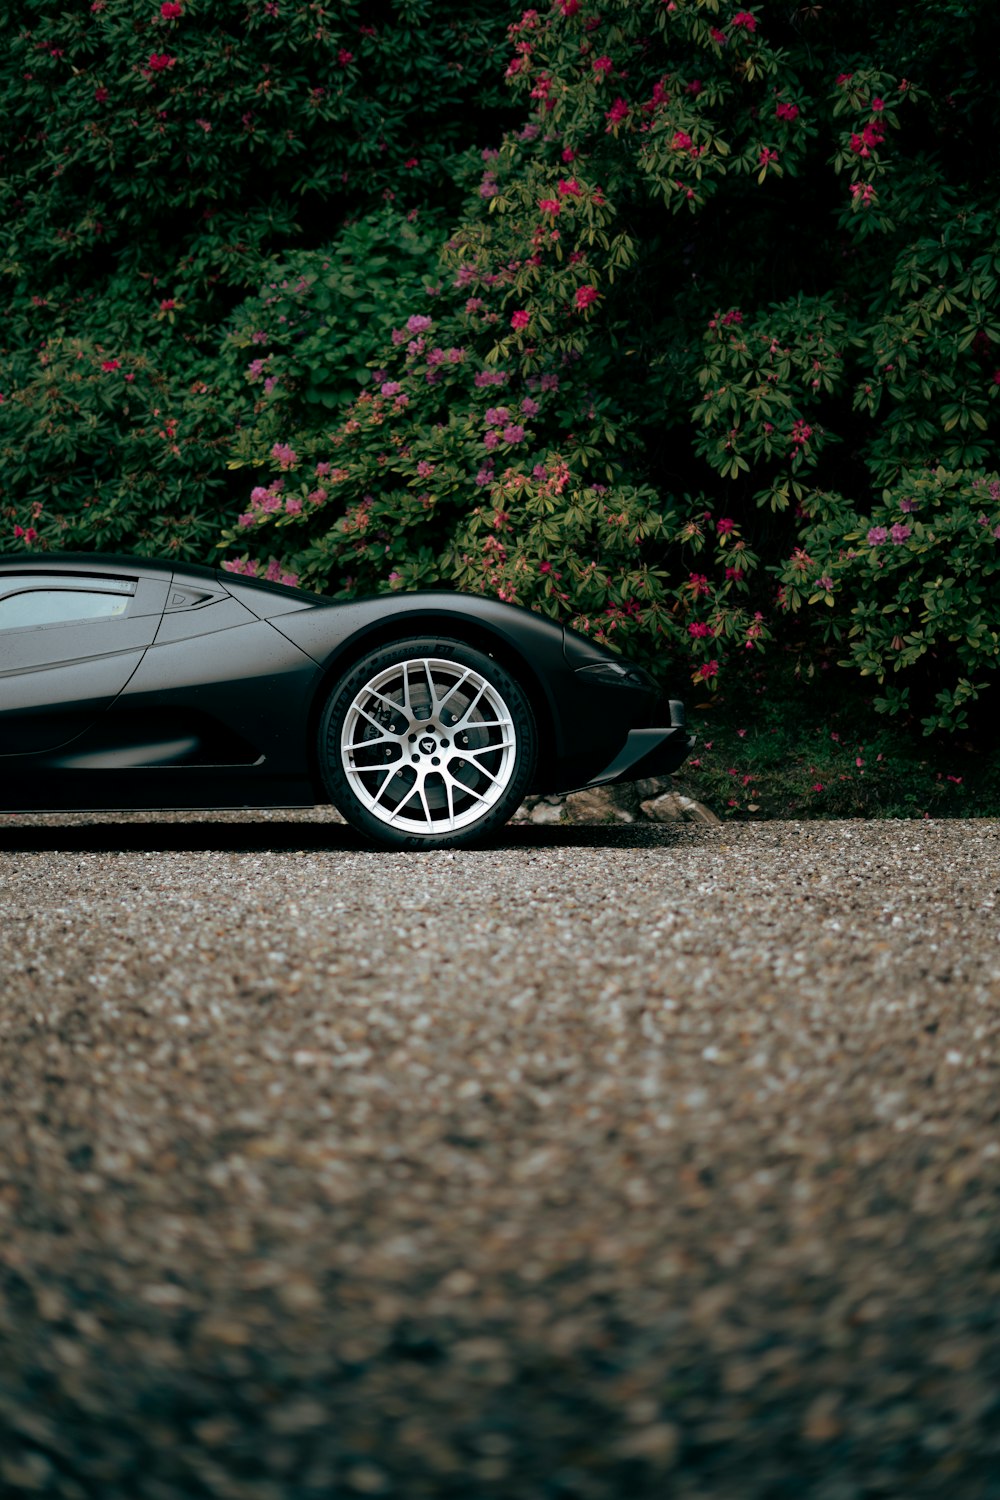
[319, 637, 537, 849]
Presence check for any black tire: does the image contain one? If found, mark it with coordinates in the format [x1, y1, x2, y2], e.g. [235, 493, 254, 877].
[318, 636, 537, 849]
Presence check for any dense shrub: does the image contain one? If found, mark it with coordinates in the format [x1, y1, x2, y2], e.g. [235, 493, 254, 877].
[0, 0, 517, 554]
[4, 0, 1000, 733]
[218, 0, 1000, 731]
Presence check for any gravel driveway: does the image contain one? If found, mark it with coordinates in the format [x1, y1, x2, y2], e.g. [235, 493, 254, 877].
[1, 814, 998, 1499]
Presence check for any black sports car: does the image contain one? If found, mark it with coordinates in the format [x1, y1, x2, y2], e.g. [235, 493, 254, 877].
[0, 554, 691, 848]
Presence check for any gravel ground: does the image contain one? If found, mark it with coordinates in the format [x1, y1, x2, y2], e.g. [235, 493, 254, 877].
[1, 813, 999, 1500]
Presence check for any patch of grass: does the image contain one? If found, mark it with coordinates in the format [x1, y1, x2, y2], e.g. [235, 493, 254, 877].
[674, 655, 1000, 821]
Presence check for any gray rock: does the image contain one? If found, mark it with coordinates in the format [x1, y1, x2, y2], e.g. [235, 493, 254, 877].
[640, 790, 721, 825]
[528, 800, 564, 825]
[561, 785, 637, 825]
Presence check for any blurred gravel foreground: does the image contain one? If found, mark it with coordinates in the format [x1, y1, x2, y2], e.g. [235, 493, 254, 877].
[1, 813, 999, 1500]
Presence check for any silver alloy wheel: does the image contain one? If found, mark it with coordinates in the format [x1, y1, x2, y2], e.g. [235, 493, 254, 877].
[340, 656, 518, 834]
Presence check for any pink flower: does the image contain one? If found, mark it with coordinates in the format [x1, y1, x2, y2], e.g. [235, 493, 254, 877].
[285, 497, 302, 515]
[101, 358, 120, 371]
[716, 517, 736, 534]
[605, 97, 630, 127]
[271, 442, 299, 468]
[538, 198, 561, 215]
[574, 285, 599, 311]
[732, 10, 758, 31]
[688, 573, 711, 596]
[159, 298, 176, 312]
[776, 101, 799, 121]
[406, 314, 433, 333]
[889, 522, 911, 544]
[502, 424, 526, 444]
[790, 419, 812, 445]
[811, 783, 825, 792]
[485, 406, 509, 426]
[539, 373, 559, 392]
[557, 178, 581, 196]
[510, 309, 530, 329]
[867, 526, 887, 545]
[521, 396, 540, 417]
[416, 460, 435, 478]
[695, 660, 719, 681]
[160, 1, 182, 16]
[146, 52, 176, 70]
[688, 622, 713, 638]
[671, 131, 692, 151]
[759, 147, 779, 166]
[380, 381, 401, 396]
[592, 55, 613, 76]
[94, 86, 109, 101]
[336, 48, 354, 66]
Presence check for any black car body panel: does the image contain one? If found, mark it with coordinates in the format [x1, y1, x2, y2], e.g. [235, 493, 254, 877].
[0, 553, 691, 816]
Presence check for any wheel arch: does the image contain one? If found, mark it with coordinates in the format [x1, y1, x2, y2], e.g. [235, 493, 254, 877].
[304, 611, 559, 793]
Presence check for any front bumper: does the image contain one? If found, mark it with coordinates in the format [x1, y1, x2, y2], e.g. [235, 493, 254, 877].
[583, 698, 694, 788]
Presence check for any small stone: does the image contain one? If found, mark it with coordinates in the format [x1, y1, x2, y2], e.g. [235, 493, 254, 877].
[529, 801, 564, 825]
[344, 1462, 389, 1493]
[613, 1422, 680, 1465]
[803, 1393, 844, 1442]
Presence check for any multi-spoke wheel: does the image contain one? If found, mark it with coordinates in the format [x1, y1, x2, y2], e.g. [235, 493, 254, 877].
[319, 637, 537, 848]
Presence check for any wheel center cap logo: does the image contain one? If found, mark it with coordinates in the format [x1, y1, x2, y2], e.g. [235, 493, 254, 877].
[419, 735, 437, 754]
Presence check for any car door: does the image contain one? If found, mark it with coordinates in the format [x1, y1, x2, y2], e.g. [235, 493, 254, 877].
[0, 568, 169, 755]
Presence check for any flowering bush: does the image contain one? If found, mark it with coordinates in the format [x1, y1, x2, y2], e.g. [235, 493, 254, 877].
[0, 0, 515, 553]
[776, 467, 1000, 733]
[5, 0, 1000, 733]
[0, 332, 232, 559]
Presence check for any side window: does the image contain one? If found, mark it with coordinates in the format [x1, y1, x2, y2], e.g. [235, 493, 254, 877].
[0, 577, 137, 630]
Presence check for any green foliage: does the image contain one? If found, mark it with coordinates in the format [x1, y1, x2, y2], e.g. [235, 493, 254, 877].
[679, 653, 1000, 821]
[4, 0, 1000, 740]
[777, 466, 1000, 733]
[225, 206, 446, 440]
[0, 333, 231, 559]
[0, 0, 516, 552]
[0, 0, 513, 291]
